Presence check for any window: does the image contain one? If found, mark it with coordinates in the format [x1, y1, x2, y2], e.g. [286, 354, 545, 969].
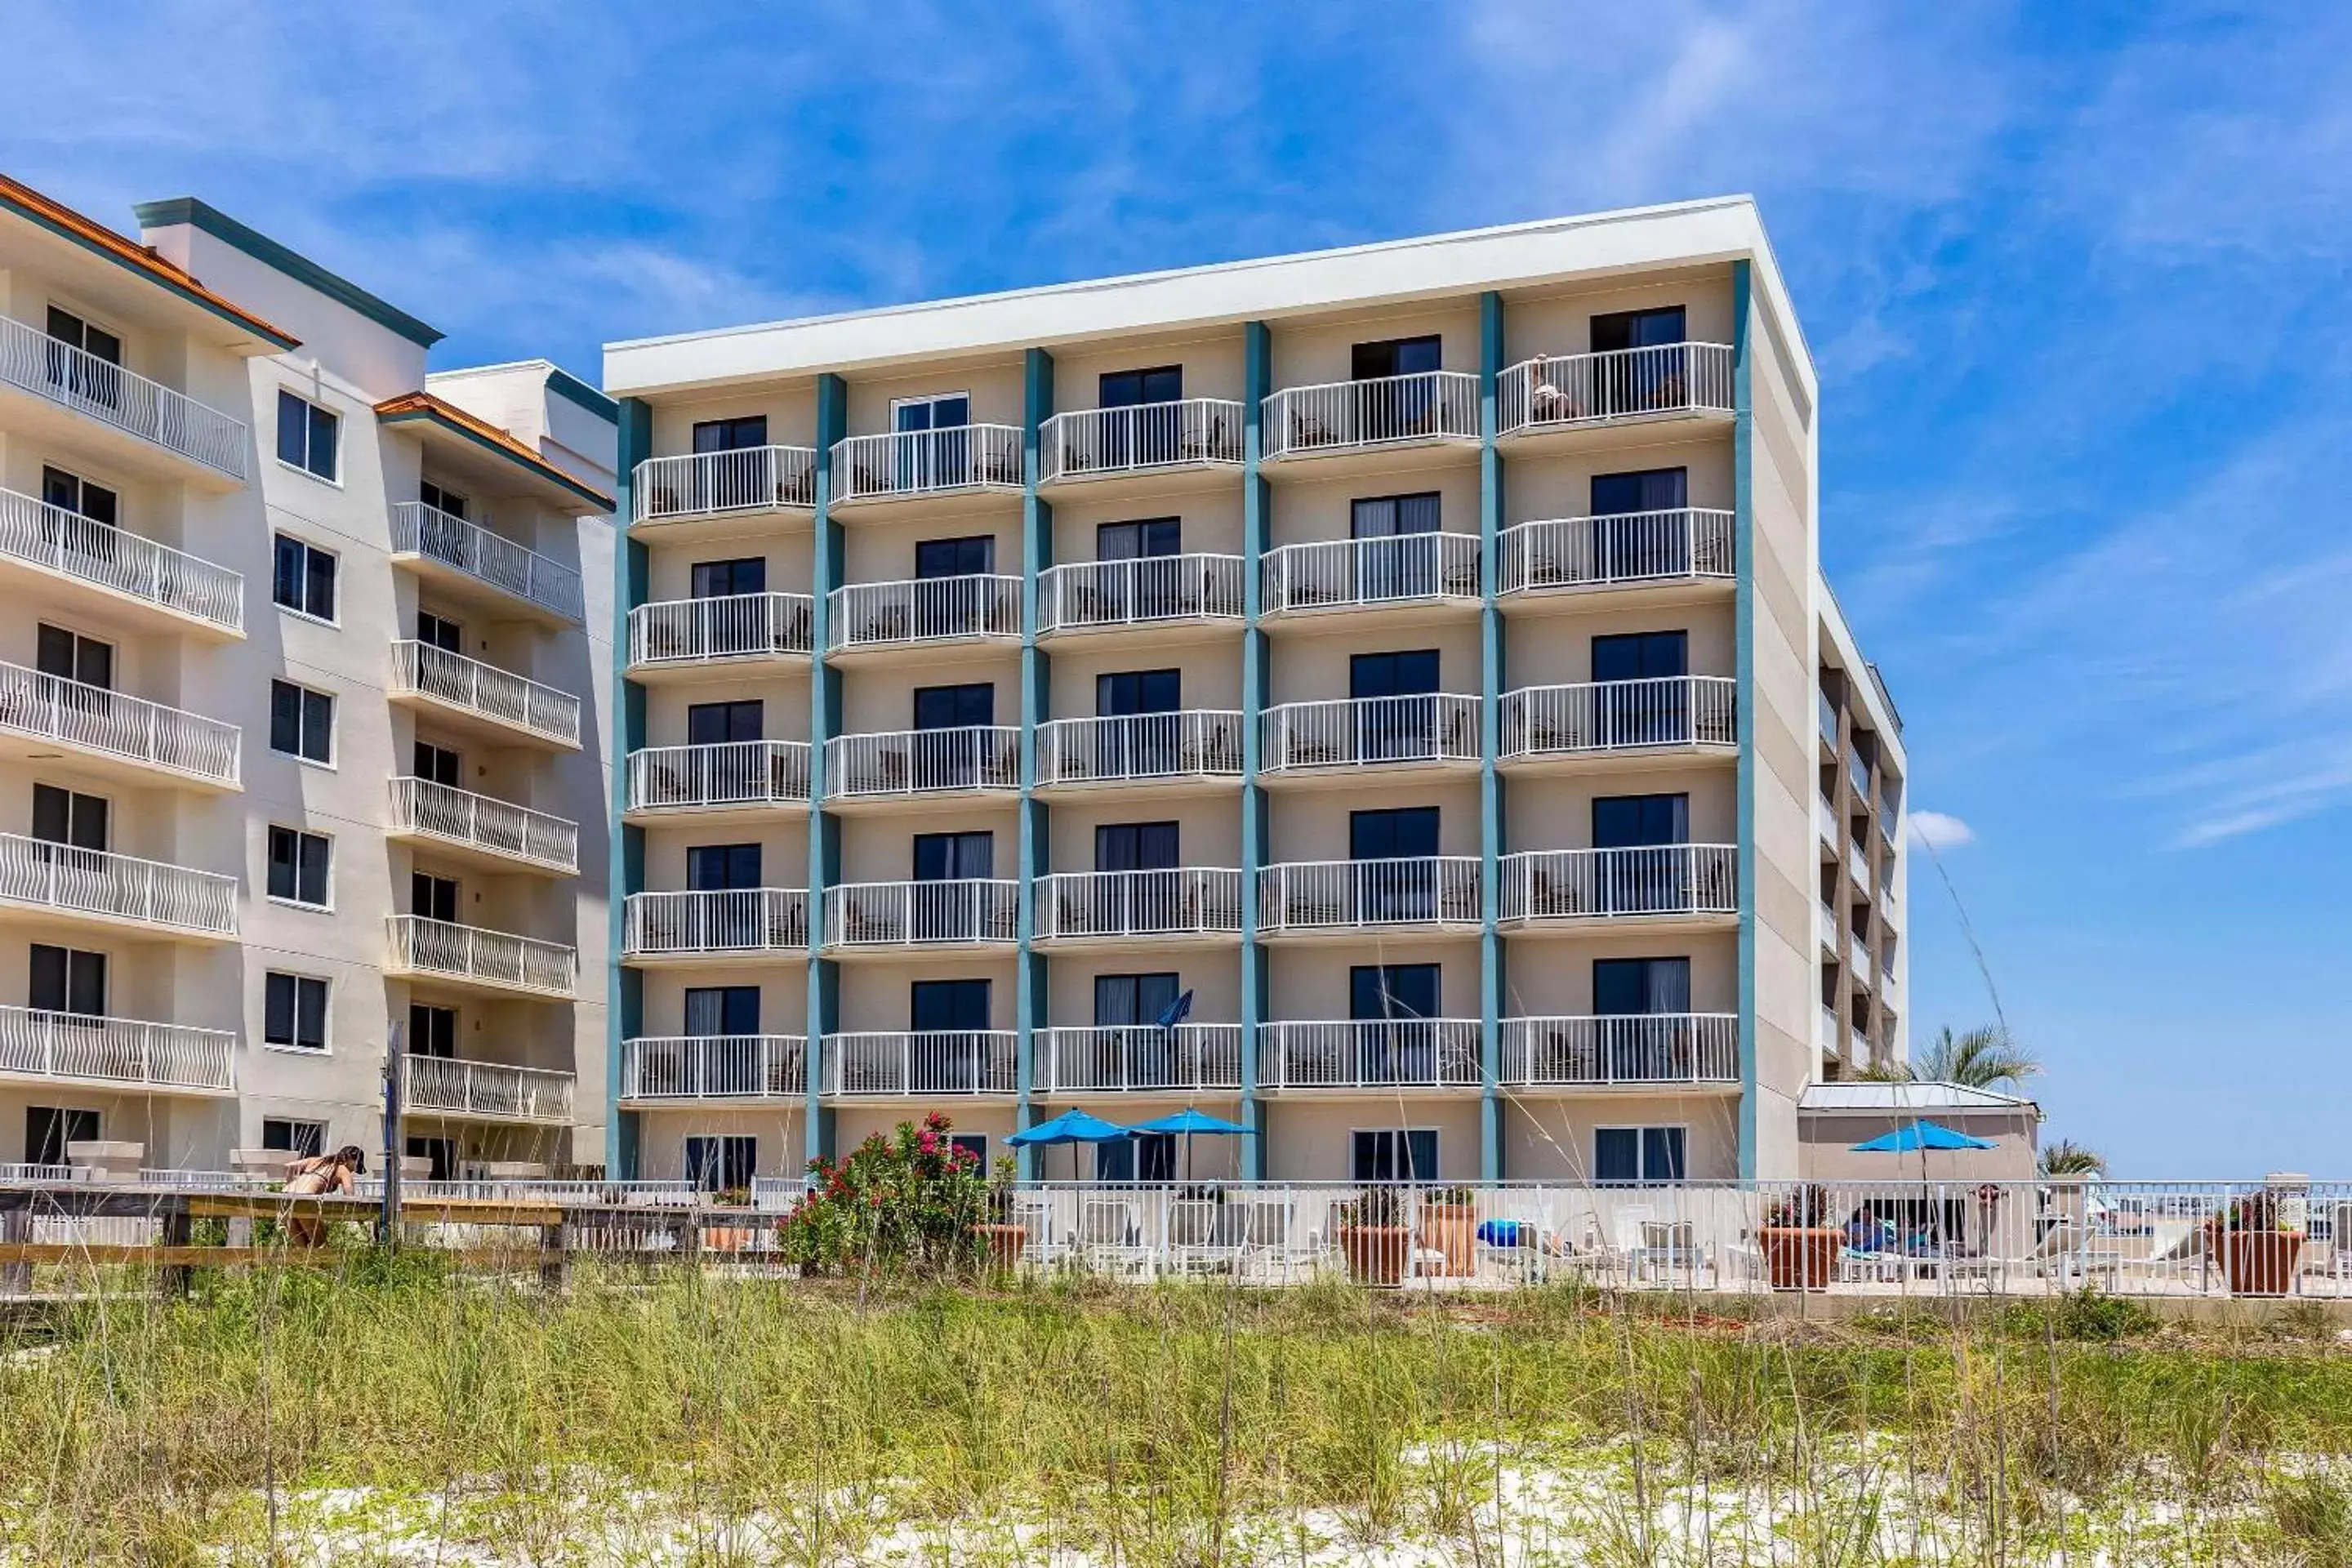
[913, 831, 993, 880]
[1351, 336, 1441, 381]
[1594, 1126, 1686, 1184]
[1592, 794, 1690, 849]
[690, 417, 773, 509]
[686, 843, 762, 891]
[1097, 670, 1179, 716]
[37, 622, 112, 689]
[26, 1107, 100, 1168]
[46, 305, 121, 365]
[1349, 649, 1441, 761]
[45, 306, 122, 410]
[1098, 518, 1180, 559]
[686, 1134, 757, 1192]
[691, 558, 766, 598]
[684, 987, 761, 1036]
[270, 679, 336, 764]
[275, 390, 339, 480]
[1350, 649, 1439, 700]
[1589, 306, 1686, 354]
[1098, 372, 1184, 468]
[911, 979, 991, 1031]
[1591, 467, 1688, 516]
[266, 826, 332, 907]
[1591, 631, 1690, 745]
[407, 1135, 458, 1183]
[1592, 631, 1688, 683]
[950, 1134, 988, 1169]
[261, 1119, 326, 1156]
[412, 873, 460, 922]
[30, 944, 106, 1018]
[1351, 1129, 1438, 1183]
[40, 466, 118, 530]
[1590, 469, 1695, 579]
[915, 534, 994, 578]
[413, 742, 461, 787]
[693, 416, 768, 453]
[418, 479, 468, 519]
[1095, 821, 1178, 872]
[1350, 494, 1443, 599]
[1100, 367, 1183, 408]
[1096, 1132, 1178, 1183]
[1593, 957, 1691, 1016]
[32, 783, 108, 851]
[1350, 806, 1439, 860]
[263, 972, 329, 1050]
[1094, 972, 1181, 1027]
[686, 700, 764, 746]
[271, 534, 338, 620]
[893, 394, 969, 434]
[416, 610, 462, 653]
[913, 683, 994, 730]
[408, 1004, 457, 1059]
[1352, 964, 1439, 1021]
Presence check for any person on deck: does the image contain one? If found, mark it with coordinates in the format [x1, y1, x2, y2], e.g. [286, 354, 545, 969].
[282, 1145, 365, 1246]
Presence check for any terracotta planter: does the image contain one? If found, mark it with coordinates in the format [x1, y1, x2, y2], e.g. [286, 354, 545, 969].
[1418, 1202, 1478, 1277]
[1759, 1226, 1842, 1291]
[972, 1223, 1027, 1271]
[2219, 1231, 2304, 1297]
[1339, 1224, 1412, 1287]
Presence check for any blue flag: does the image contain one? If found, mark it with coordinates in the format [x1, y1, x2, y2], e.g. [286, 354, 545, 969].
[1155, 988, 1195, 1030]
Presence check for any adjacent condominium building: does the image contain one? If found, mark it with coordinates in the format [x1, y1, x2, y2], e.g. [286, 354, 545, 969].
[0, 175, 612, 1179]
[604, 198, 1907, 1187]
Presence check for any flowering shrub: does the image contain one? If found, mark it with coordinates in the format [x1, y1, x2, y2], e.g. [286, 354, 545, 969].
[776, 1111, 992, 1274]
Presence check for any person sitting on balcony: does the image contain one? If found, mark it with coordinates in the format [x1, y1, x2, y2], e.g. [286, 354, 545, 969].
[282, 1145, 365, 1246]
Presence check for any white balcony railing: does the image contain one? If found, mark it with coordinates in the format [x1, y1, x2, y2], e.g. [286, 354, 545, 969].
[0, 833, 236, 936]
[1257, 858, 1481, 933]
[403, 1055, 574, 1124]
[1498, 510, 1736, 594]
[828, 574, 1021, 651]
[1497, 344, 1736, 436]
[821, 1031, 1018, 1097]
[1036, 711, 1243, 788]
[1499, 845, 1740, 923]
[1035, 868, 1244, 942]
[621, 1035, 808, 1101]
[1037, 554, 1245, 632]
[1255, 1020, 1482, 1090]
[389, 778, 577, 872]
[390, 641, 581, 747]
[1263, 693, 1481, 773]
[822, 880, 1018, 948]
[831, 425, 1023, 503]
[1032, 1025, 1245, 1095]
[1262, 371, 1479, 459]
[0, 1004, 234, 1093]
[1262, 532, 1482, 614]
[626, 741, 811, 812]
[633, 445, 818, 521]
[385, 915, 577, 996]
[825, 726, 1018, 800]
[0, 659, 240, 786]
[627, 591, 814, 667]
[1500, 676, 1738, 759]
[0, 314, 249, 479]
[389, 502, 583, 621]
[0, 485, 243, 631]
[1499, 1015, 1740, 1087]
[1039, 399, 1245, 483]
[622, 889, 809, 956]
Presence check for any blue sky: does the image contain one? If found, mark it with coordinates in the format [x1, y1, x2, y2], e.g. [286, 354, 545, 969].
[9, 2, 2348, 1173]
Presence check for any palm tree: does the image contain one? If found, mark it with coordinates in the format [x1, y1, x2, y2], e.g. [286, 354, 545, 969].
[2039, 1138, 2106, 1178]
[1863, 1024, 2042, 1090]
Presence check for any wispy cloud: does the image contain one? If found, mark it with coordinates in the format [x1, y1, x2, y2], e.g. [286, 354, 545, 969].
[1909, 811, 1976, 850]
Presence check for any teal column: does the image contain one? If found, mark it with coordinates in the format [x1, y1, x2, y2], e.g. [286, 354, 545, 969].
[1731, 261, 1759, 1180]
[607, 398, 652, 1179]
[804, 373, 849, 1172]
[1237, 321, 1272, 1180]
[1014, 348, 1054, 1178]
[1476, 292, 1507, 1182]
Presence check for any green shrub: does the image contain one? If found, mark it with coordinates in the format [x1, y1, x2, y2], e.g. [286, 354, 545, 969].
[774, 1110, 989, 1275]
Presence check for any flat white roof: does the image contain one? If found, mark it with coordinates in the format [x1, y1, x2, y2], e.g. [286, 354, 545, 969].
[604, 195, 1811, 399]
[1800, 1081, 2039, 1114]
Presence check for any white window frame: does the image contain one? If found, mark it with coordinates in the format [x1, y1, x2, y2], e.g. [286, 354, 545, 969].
[40, 461, 121, 526]
[268, 678, 337, 768]
[416, 608, 465, 655]
[891, 390, 972, 429]
[270, 532, 341, 626]
[684, 1132, 759, 1192]
[275, 388, 342, 486]
[1348, 1126, 1441, 1184]
[261, 969, 332, 1054]
[260, 1117, 328, 1156]
[1592, 1122, 1690, 1186]
[418, 478, 470, 519]
[264, 824, 335, 912]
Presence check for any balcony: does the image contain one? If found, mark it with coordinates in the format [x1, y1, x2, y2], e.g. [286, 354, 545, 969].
[1261, 694, 1480, 780]
[0, 314, 249, 483]
[1035, 711, 1242, 794]
[625, 740, 811, 819]
[632, 445, 817, 530]
[1499, 677, 1738, 766]
[1499, 1015, 1740, 1090]
[403, 1055, 575, 1125]
[0, 834, 236, 940]
[1257, 858, 1481, 938]
[1033, 868, 1244, 947]
[1036, 555, 1245, 638]
[1261, 372, 1478, 466]
[825, 726, 1018, 806]
[389, 502, 583, 625]
[1847, 838, 1871, 895]
[1848, 931, 1872, 985]
[1032, 1025, 1244, 1095]
[1497, 510, 1735, 599]
[827, 574, 1021, 658]
[620, 1034, 808, 1102]
[0, 485, 243, 637]
[1498, 845, 1739, 930]
[1820, 1006, 1841, 1054]
[1255, 1020, 1482, 1092]
[822, 878, 1018, 952]
[386, 777, 578, 875]
[626, 591, 814, 678]
[1261, 533, 1481, 621]
[1038, 399, 1245, 491]
[389, 641, 581, 751]
[1817, 687, 1839, 756]
[1495, 344, 1735, 442]
[830, 425, 1022, 509]
[621, 889, 809, 963]
[0, 660, 240, 790]
[385, 915, 577, 999]
[820, 1031, 1018, 1098]
[0, 1004, 234, 1094]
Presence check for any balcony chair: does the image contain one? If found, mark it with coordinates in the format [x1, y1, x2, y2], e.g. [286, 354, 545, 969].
[1077, 1196, 1155, 1280]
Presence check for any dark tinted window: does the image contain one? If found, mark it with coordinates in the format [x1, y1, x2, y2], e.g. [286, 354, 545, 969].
[915, 535, 994, 577]
[1351, 336, 1441, 380]
[692, 416, 768, 453]
[1589, 306, 1686, 353]
[913, 683, 994, 729]
[686, 700, 764, 745]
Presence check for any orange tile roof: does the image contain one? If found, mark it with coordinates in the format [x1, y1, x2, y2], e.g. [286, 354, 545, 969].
[375, 390, 613, 511]
[0, 172, 298, 349]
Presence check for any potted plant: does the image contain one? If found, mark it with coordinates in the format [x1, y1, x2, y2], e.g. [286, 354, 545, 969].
[1416, 1184, 1480, 1277]
[1758, 1183, 1842, 1291]
[2209, 1189, 2305, 1298]
[1335, 1186, 1412, 1286]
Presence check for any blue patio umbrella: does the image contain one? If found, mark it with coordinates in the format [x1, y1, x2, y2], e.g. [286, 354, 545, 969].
[1851, 1120, 1998, 1153]
[1008, 1107, 1131, 1181]
[1126, 1107, 1254, 1182]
